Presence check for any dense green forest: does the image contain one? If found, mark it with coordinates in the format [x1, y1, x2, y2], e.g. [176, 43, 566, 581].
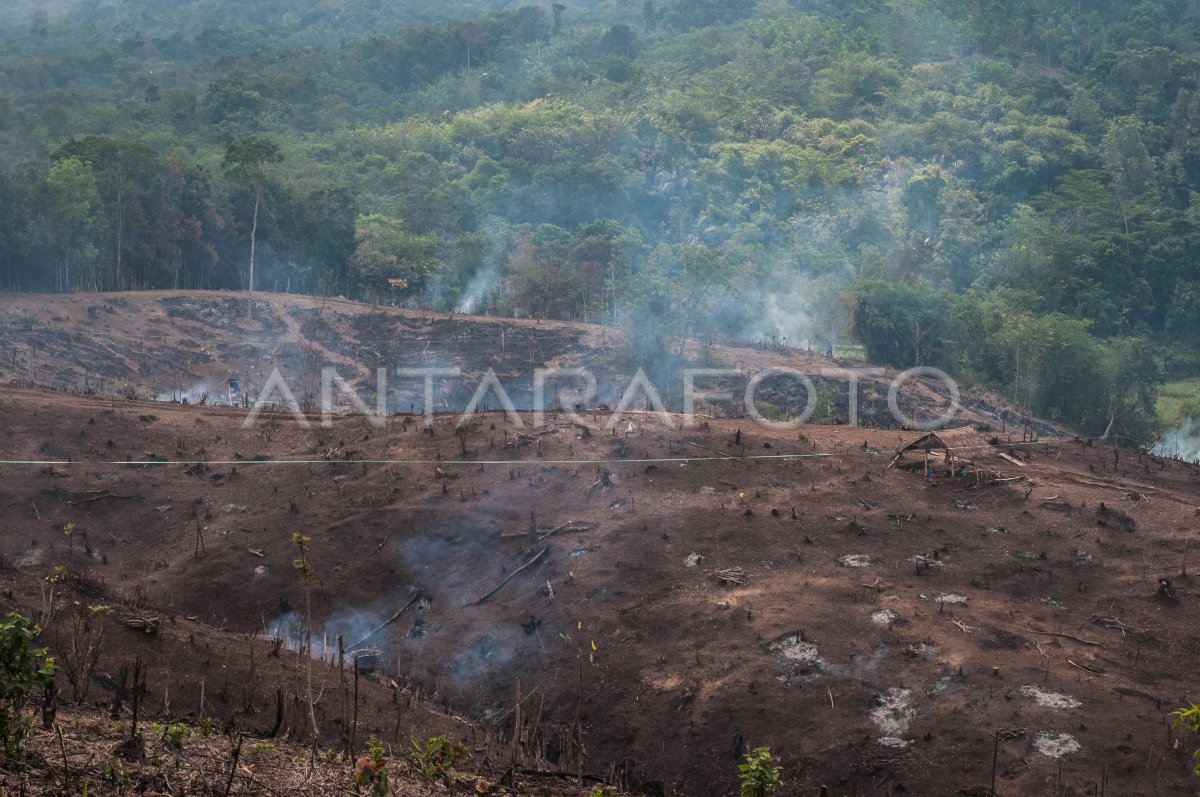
[2, 0, 1200, 437]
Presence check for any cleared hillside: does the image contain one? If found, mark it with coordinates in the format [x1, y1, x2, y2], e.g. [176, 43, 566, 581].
[1, 378, 1198, 795]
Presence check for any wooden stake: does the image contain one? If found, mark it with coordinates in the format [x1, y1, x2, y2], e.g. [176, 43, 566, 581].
[511, 678, 523, 768]
[351, 658, 359, 754]
[991, 730, 999, 797]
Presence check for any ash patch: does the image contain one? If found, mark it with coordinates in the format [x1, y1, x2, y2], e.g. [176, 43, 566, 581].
[13, 549, 46, 569]
[869, 688, 916, 748]
[1020, 685, 1081, 709]
[870, 609, 898, 627]
[926, 669, 963, 696]
[838, 554, 871, 568]
[768, 632, 825, 683]
[919, 592, 967, 605]
[1032, 731, 1082, 757]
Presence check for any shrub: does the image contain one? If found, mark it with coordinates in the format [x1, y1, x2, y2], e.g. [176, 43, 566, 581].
[1171, 704, 1200, 777]
[738, 747, 781, 797]
[406, 735, 463, 780]
[0, 611, 57, 762]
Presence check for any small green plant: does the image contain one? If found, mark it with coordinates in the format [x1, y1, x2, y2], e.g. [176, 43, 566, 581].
[1171, 704, 1200, 777]
[355, 735, 390, 796]
[589, 785, 618, 797]
[196, 716, 214, 737]
[0, 611, 57, 762]
[406, 735, 462, 780]
[753, 401, 788, 422]
[102, 758, 134, 790]
[738, 747, 782, 797]
[152, 722, 188, 750]
[249, 741, 275, 758]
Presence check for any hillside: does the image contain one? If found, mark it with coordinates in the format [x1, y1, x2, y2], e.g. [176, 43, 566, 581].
[1, 363, 1198, 793]
[2, 1, 1199, 438]
[0, 290, 1056, 435]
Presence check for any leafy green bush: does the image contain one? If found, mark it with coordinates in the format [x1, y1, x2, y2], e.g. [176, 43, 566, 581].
[738, 747, 781, 797]
[1171, 704, 1200, 777]
[354, 735, 391, 796]
[0, 611, 57, 762]
[152, 722, 188, 750]
[406, 734, 463, 780]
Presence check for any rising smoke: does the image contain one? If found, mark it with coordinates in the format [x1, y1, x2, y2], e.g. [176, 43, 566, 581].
[1152, 417, 1200, 463]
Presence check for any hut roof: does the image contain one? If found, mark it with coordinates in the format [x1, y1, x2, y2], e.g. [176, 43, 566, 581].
[893, 427, 997, 464]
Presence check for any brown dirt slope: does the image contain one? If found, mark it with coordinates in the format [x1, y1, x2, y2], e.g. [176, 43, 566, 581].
[0, 290, 1057, 433]
[1, 385, 1198, 796]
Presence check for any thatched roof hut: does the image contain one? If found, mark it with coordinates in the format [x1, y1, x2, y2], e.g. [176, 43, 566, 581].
[890, 427, 1000, 473]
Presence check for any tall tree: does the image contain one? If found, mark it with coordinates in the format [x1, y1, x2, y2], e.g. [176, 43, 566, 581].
[222, 136, 282, 292]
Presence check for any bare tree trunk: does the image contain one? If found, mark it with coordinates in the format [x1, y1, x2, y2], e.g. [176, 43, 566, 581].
[249, 186, 260, 293]
[115, 190, 123, 290]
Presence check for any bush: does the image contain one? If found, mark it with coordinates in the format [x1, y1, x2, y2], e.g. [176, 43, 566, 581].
[1171, 704, 1200, 777]
[406, 735, 464, 780]
[738, 747, 781, 797]
[0, 612, 57, 762]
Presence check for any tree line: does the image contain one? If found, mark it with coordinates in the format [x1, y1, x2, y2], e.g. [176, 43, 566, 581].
[1, 0, 1199, 436]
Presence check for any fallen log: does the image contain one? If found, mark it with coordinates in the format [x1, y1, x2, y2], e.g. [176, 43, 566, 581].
[472, 549, 548, 606]
[119, 614, 160, 635]
[349, 592, 423, 651]
[66, 491, 139, 506]
[1067, 659, 1105, 677]
[537, 521, 597, 541]
[1028, 627, 1103, 647]
[714, 567, 748, 586]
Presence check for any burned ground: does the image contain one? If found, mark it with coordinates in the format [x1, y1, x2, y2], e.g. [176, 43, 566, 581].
[1, 377, 1199, 795]
[0, 290, 1056, 434]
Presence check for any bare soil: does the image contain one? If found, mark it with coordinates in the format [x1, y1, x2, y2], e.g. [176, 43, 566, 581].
[0, 292, 1198, 796]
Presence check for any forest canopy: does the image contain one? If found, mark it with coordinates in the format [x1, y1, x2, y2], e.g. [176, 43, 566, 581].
[1, 0, 1198, 437]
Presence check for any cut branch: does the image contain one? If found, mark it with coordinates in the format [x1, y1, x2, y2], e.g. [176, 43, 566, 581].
[472, 548, 548, 606]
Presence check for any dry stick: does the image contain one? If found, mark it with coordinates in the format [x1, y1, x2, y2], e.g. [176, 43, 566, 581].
[990, 730, 1000, 797]
[351, 660, 359, 754]
[1028, 627, 1103, 647]
[30, 500, 40, 520]
[511, 678, 523, 770]
[1067, 659, 1105, 677]
[348, 593, 422, 651]
[472, 548, 548, 606]
[66, 492, 139, 506]
[537, 521, 596, 541]
[222, 735, 244, 797]
[686, 440, 737, 460]
[56, 724, 71, 790]
[338, 636, 347, 751]
[194, 518, 206, 559]
[369, 532, 391, 557]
